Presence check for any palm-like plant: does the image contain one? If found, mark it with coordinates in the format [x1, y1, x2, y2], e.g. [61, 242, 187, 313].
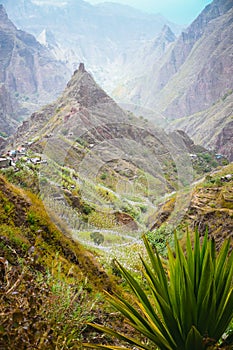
[84, 232, 233, 349]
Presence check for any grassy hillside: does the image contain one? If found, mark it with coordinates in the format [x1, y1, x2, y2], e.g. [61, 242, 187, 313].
[148, 163, 233, 253]
[1, 162, 232, 349]
[0, 174, 120, 349]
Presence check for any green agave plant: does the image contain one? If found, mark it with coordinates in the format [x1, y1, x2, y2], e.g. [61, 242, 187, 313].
[84, 232, 233, 350]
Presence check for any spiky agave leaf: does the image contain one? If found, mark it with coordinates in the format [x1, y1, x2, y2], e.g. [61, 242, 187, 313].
[84, 231, 233, 350]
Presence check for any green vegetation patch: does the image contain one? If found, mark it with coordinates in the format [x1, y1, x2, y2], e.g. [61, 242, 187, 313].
[84, 232, 233, 349]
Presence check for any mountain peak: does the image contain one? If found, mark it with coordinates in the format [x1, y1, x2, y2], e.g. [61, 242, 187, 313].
[37, 28, 58, 48]
[0, 4, 7, 17]
[183, 0, 233, 42]
[78, 62, 85, 73]
[151, 24, 176, 52]
[65, 64, 114, 108]
[0, 4, 16, 30]
[15, 61, 127, 144]
[161, 24, 176, 42]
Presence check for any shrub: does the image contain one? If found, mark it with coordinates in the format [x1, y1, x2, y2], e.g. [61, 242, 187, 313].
[82, 204, 92, 215]
[100, 173, 107, 180]
[75, 137, 88, 147]
[90, 232, 104, 245]
[84, 231, 233, 349]
[146, 224, 175, 256]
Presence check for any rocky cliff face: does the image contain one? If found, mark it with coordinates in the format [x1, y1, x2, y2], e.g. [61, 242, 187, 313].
[0, 84, 19, 136]
[215, 120, 233, 161]
[168, 92, 233, 161]
[113, 0, 233, 159]
[153, 0, 233, 96]
[159, 5, 233, 119]
[0, 5, 70, 135]
[116, 0, 233, 116]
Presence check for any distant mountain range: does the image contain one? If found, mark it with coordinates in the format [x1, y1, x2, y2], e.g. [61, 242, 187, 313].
[0, 0, 182, 136]
[113, 0, 233, 160]
[0, 0, 181, 74]
[0, 0, 232, 160]
[0, 4, 70, 135]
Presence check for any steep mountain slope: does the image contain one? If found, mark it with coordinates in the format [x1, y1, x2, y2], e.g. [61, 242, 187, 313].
[0, 84, 19, 136]
[153, 2, 233, 118]
[0, 173, 112, 289]
[116, 0, 232, 114]
[148, 163, 233, 250]
[9, 63, 223, 248]
[113, 0, 233, 158]
[0, 172, 123, 348]
[168, 93, 233, 161]
[0, 4, 70, 135]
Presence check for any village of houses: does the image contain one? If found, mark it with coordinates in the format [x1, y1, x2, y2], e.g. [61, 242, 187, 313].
[0, 143, 232, 185]
[0, 143, 47, 169]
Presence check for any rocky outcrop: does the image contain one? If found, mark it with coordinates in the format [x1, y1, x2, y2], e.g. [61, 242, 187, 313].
[65, 63, 115, 109]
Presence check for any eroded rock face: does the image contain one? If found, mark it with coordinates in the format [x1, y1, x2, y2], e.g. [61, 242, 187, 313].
[113, 0, 233, 159]
[149, 0, 233, 119]
[0, 84, 19, 136]
[0, 4, 70, 135]
[215, 121, 233, 161]
[66, 64, 113, 109]
[0, 5, 69, 95]
[155, 0, 233, 95]
[162, 9, 233, 119]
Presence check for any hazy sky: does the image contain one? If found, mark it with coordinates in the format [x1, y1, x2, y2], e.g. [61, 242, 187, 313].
[86, 0, 212, 24]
